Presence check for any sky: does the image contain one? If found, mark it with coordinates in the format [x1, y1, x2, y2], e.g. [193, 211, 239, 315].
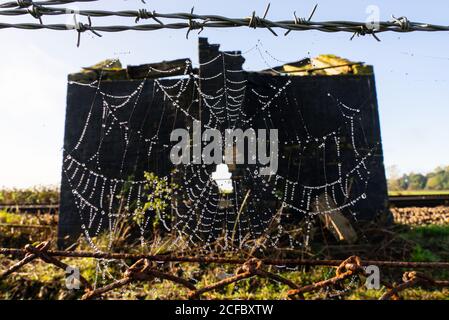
[1, 0, 449, 187]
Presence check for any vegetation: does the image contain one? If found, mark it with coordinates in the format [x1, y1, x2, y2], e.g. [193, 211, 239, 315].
[0, 211, 57, 248]
[389, 190, 449, 196]
[1, 207, 449, 300]
[133, 172, 178, 232]
[388, 166, 449, 192]
[0, 186, 59, 205]
[400, 224, 449, 262]
[1, 171, 449, 300]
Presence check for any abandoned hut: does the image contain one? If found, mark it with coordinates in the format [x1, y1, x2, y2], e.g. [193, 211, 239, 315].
[58, 38, 388, 248]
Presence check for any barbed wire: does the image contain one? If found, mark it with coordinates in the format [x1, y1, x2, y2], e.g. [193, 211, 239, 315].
[1, 241, 449, 300]
[2, 245, 449, 268]
[0, 2, 448, 44]
[0, 0, 100, 9]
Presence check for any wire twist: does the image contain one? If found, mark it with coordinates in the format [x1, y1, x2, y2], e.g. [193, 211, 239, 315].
[186, 7, 205, 39]
[391, 15, 410, 31]
[135, 8, 163, 24]
[16, 0, 33, 8]
[27, 4, 43, 23]
[74, 15, 101, 47]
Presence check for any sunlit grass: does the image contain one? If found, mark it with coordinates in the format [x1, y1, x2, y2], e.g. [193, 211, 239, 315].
[0, 186, 59, 205]
[1, 211, 449, 299]
[389, 190, 449, 196]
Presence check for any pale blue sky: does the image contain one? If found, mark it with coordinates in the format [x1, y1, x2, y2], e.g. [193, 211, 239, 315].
[1, 0, 449, 187]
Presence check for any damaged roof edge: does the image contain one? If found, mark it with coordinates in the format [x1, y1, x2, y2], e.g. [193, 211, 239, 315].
[68, 58, 196, 83]
[68, 53, 373, 83]
[259, 54, 373, 76]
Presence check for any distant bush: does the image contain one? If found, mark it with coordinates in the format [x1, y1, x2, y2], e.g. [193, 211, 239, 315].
[0, 186, 60, 205]
[388, 166, 449, 191]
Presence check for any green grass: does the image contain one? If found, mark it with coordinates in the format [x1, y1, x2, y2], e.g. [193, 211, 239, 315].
[411, 224, 449, 237]
[0, 211, 56, 248]
[388, 190, 449, 196]
[0, 186, 59, 205]
[1, 211, 449, 300]
[399, 224, 449, 263]
[1, 260, 448, 300]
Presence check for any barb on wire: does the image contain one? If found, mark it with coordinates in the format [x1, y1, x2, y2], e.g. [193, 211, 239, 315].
[380, 271, 449, 300]
[186, 7, 205, 39]
[247, 3, 277, 36]
[135, 8, 162, 24]
[285, 4, 318, 36]
[73, 14, 101, 47]
[0, 242, 50, 280]
[0, 241, 92, 291]
[188, 258, 299, 299]
[391, 15, 411, 32]
[82, 258, 196, 300]
[27, 4, 43, 23]
[350, 25, 381, 42]
[288, 256, 364, 299]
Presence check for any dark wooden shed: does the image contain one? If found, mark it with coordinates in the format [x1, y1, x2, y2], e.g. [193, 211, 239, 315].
[58, 38, 389, 247]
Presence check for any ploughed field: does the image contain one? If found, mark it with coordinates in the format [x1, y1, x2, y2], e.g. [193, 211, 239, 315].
[391, 206, 449, 225]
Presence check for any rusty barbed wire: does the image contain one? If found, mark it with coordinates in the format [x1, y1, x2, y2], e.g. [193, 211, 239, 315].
[2, 246, 449, 268]
[1, 2, 449, 41]
[0, 241, 92, 290]
[287, 256, 364, 299]
[1, 241, 449, 300]
[380, 271, 449, 300]
[82, 257, 197, 300]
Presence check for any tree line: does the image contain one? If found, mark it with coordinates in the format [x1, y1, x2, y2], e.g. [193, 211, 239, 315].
[388, 166, 449, 191]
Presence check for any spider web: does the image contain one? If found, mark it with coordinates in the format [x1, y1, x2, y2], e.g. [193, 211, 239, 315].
[62, 43, 377, 254]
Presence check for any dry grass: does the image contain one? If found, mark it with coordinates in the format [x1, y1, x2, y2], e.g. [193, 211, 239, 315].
[1, 210, 449, 300]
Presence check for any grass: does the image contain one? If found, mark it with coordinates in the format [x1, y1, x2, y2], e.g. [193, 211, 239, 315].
[0, 186, 59, 205]
[388, 190, 449, 196]
[1, 259, 448, 300]
[399, 224, 449, 262]
[0, 210, 57, 248]
[1, 211, 449, 300]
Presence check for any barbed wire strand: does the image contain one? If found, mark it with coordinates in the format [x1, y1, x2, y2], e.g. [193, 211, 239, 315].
[0, 3, 448, 43]
[0, 0, 101, 9]
[2, 246, 449, 268]
[2, 242, 449, 300]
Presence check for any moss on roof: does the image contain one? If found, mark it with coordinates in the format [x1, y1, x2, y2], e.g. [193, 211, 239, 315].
[263, 54, 373, 76]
